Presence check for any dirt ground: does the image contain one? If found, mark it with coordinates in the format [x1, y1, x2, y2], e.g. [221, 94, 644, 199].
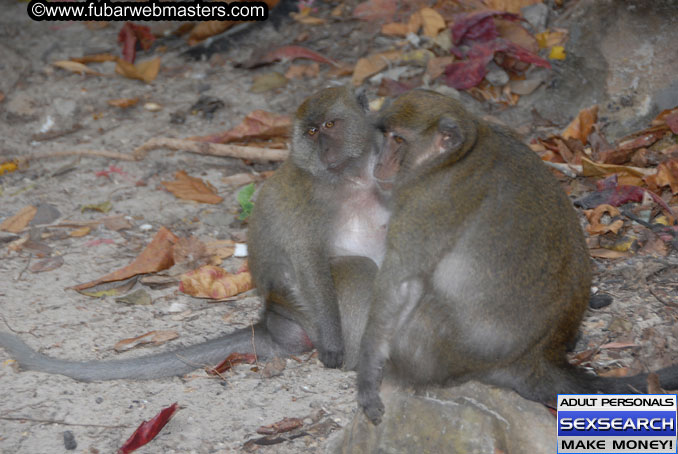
[1, 1, 677, 454]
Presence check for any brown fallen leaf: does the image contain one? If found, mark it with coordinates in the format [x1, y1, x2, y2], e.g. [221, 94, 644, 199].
[588, 248, 631, 259]
[535, 29, 568, 49]
[599, 341, 638, 350]
[204, 239, 235, 265]
[353, 0, 398, 21]
[653, 159, 678, 194]
[256, 417, 304, 435]
[71, 53, 117, 64]
[0, 206, 37, 233]
[352, 50, 403, 86]
[72, 227, 179, 291]
[29, 256, 65, 273]
[179, 265, 253, 299]
[162, 170, 223, 204]
[584, 204, 624, 235]
[115, 57, 161, 83]
[483, 0, 541, 13]
[114, 330, 179, 352]
[381, 22, 410, 36]
[284, 63, 320, 79]
[189, 110, 291, 144]
[251, 72, 288, 93]
[69, 226, 91, 237]
[562, 105, 598, 144]
[426, 56, 456, 80]
[207, 352, 257, 375]
[53, 60, 103, 76]
[290, 11, 326, 25]
[419, 7, 446, 38]
[108, 97, 140, 108]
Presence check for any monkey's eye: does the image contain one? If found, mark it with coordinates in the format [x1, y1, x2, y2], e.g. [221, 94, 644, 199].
[307, 127, 318, 136]
[394, 135, 405, 144]
[323, 121, 334, 128]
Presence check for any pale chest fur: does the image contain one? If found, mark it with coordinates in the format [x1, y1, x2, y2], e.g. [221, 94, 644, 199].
[329, 178, 390, 267]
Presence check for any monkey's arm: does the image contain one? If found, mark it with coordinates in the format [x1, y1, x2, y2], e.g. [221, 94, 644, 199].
[357, 258, 424, 424]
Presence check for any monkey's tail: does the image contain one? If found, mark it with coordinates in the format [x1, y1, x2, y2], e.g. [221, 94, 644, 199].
[0, 324, 283, 382]
[489, 358, 678, 403]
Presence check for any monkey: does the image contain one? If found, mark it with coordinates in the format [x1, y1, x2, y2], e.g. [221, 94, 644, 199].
[0, 87, 389, 380]
[356, 89, 678, 425]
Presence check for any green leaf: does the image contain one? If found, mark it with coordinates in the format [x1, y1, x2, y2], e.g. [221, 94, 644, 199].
[237, 183, 255, 221]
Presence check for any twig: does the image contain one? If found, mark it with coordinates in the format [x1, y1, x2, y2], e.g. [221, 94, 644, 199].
[542, 161, 581, 178]
[133, 137, 288, 162]
[0, 416, 130, 429]
[16, 149, 136, 167]
[251, 322, 259, 369]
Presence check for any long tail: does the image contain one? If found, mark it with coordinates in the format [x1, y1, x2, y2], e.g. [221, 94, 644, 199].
[488, 357, 678, 403]
[0, 323, 286, 382]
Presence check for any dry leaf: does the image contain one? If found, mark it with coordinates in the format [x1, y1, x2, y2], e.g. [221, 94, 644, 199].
[381, 22, 410, 36]
[496, 20, 538, 53]
[207, 352, 257, 375]
[584, 204, 624, 235]
[251, 72, 289, 93]
[179, 265, 253, 299]
[29, 256, 64, 273]
[420, 7, 446, 38]
[353, 0, 398, 21]
[562, 105, 598, 144]
[115, 57, 161, 83]
[190, 110, 291, 144]
[653, 159, 678, 194]
[108, 97, 139, 108]
[483, 0, 541, 14]
[204, 239, 235, 265]
[581, 157, 654, 178]
[352, 50, 403, 86]
[53, 60, 103, 76]
[256, 417, 304, 435]
[408, 10, 423, 34]
[290, 12, 326, 25]
[284, 63, 320, 79]
[114, 330, 179, 352]
[72, 227, 179, 291]
[426, 56, 455, 80]
[535, 29, 568, 49]
[0, 206, 37, 233]
[588, 248, 630, 259]
[69, 226, 91, 237]
[102, 215, 133, 231]
[71, 53, 117, 64]
[162, 170, 224, 204]
[118, 403, 179, 454]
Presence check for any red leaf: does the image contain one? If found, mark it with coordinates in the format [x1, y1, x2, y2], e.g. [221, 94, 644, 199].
[118, 403, 179, 454]
[451, 11, 520, 45]
[117, 22, 155, 63]
[444, 59, 490, 90]
[575, 175, 673, 215]
[207, 352, 257, 375]
[665, 111, 678, 134]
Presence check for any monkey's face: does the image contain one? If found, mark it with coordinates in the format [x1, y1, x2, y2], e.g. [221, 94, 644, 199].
[292, 87, 372, 180]
[375, 90, 478, 187]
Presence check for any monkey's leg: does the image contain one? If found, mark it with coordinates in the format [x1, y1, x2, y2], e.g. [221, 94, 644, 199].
[0, 313, 310, 381]
[357, 276, 423, 424]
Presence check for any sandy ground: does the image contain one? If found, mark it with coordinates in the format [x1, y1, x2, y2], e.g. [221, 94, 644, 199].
[1, 2, 677, 453]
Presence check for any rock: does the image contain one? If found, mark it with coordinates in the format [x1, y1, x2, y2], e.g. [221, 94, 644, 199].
[327, 381, 555, 454]
[63, 430, 77, 450]
[521, 2, 549, 31]
[485, 62, 509, 87]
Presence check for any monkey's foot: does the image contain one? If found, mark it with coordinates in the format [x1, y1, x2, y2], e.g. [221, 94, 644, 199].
[358, 390, 385, 425]
[318, 347, 344, 369]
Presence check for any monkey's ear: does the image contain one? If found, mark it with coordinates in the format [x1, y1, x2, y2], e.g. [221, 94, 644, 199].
[436, 116, 465, 155]
[355, 89, 369, 113]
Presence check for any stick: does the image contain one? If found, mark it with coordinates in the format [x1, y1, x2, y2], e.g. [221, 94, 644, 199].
[0, 416, 130, 429]
[133, 137, 288, 162]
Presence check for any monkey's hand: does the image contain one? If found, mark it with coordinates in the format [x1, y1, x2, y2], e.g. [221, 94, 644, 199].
[357, 386, 385, 425]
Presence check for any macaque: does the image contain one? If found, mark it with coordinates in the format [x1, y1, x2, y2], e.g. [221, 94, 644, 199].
[0, 87, 388, 380]
[357, 89, 678, 424]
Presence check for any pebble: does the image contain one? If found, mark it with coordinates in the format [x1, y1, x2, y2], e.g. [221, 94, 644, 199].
[63, 430, 77, 450]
